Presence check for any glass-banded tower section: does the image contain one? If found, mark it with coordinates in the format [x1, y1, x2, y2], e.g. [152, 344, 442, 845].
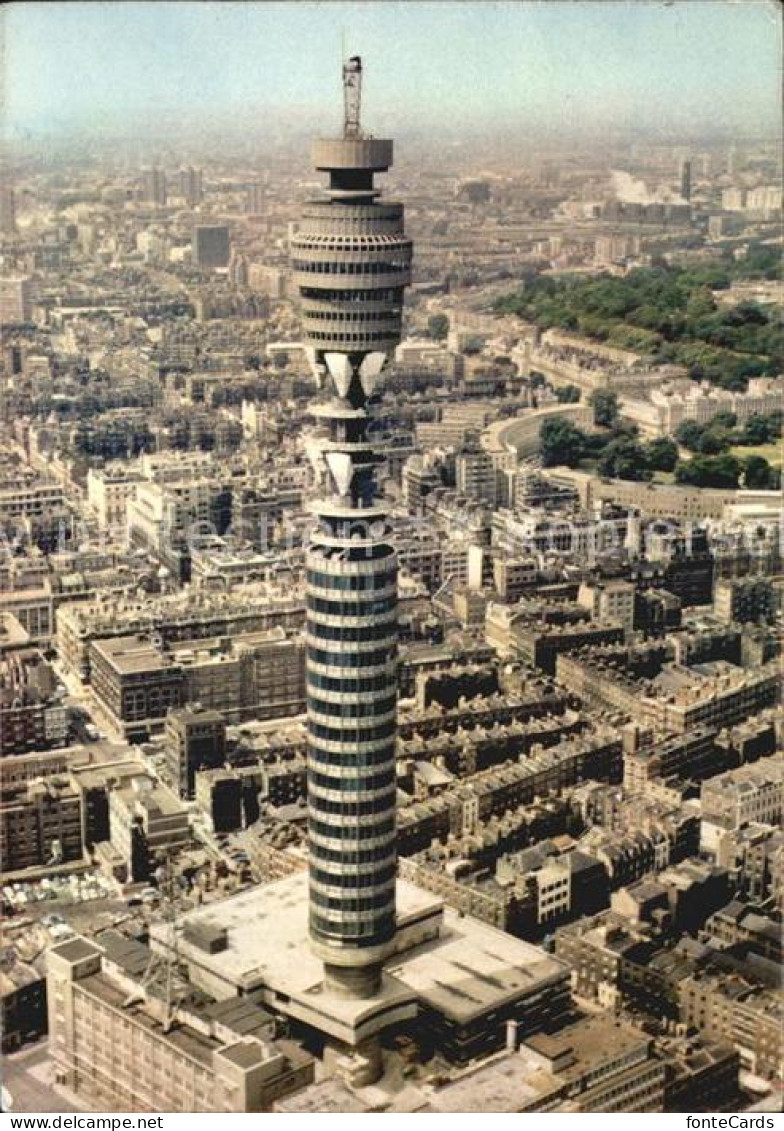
[291, 58, 412, 999]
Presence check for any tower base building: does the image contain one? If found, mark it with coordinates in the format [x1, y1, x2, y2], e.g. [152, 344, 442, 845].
[148, 874, 571, 1076]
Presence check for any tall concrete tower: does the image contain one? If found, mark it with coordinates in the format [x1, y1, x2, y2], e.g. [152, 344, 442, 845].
[291, 58, 412, 999]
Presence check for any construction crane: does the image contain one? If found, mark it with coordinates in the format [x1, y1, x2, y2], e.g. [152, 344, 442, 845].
[343, 55, 363, 138]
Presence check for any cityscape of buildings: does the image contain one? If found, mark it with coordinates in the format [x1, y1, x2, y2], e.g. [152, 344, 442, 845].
[1, 2, 782, 1118]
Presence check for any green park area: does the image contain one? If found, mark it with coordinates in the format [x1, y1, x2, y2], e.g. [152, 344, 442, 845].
[494, 245, 782, 392]
[494, 245, 781, 490]
[539, 391, 782, 491]
[728, 442, 782, 468]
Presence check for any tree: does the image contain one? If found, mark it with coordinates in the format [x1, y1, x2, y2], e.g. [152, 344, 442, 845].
[645, 437, 678, 472]
[590, 389, 619, 428]
[427, 313, 450, 341]
[675, 454, 741, 489]
[598, 436, 652, 481]
[675, 421, 706, 451]
[492, 261, 778, 394]
[462, 336, 484, 355]
[539, 418, 587, 467]
[743, 455, 776, 489]
[697, 428, 731, 455]
[554, 384, 581, 403]
[742, 413, 781, 446]
[607, 324, 662, 353]
[685, 288, 716, 321]
[738, 244, 780, 281]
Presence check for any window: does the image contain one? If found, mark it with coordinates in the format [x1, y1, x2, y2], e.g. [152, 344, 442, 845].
[310, 768, 395, 793]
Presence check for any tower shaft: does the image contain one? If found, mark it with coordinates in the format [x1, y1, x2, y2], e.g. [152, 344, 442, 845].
[292, 60, 412, 998]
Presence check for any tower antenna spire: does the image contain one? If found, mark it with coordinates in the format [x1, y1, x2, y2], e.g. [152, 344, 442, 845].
[342, 54, 362, 138]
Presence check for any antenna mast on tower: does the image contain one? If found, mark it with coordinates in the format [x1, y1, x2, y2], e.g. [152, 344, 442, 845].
[343, 55, 363, 138]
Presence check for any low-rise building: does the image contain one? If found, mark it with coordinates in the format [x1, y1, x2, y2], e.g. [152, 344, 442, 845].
[703, 900, 782, 964]
[164, 708, 227, 798]
[679, 972, 782, 1083]
[47, 935, 314, 1112]
[0, 777, 83, 873]
[90, 627, 306, 741]
[421, 1014, 665, 1112]
[700, 756, 784, 855]
[109, 778, 190, 882]
[713, 577, 779, 625]
[1, 955, 47, 1053]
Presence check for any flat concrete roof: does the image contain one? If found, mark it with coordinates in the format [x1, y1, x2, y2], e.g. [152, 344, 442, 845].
[426, 1053, 549, 1112]
[50, 937, 101, 964]
[93, 634, 170, 673]
[386, 909, 567, 1023]
[163, 874, 568, 1044]
[168, 872, 428, 999]
[79, 971, 219, 1068]
[428, 1015, 649, 1112]
[275, 1078, 370, 1113]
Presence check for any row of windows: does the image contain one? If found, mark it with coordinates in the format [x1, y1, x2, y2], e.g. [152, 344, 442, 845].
[310, 768, 395, 793]
[293, 232, 408, 248]
[310, 791, 396, 817]
[310, 912, 395, 942]
[293, 260, 410, 276]
[307, 569, 396, 591]
[298, 227, 403, 243]
[310, 863, 396, 889]
[310, 740, 395, 764]
[308, 595, 397, 617]
[310, 719, 396, 743]
[307, 330, 398, 345]
[308, 646, 393, 668]
[310, 816, 395, 840]
[309, 693, 396, 720]
[310, 888, 393, 911]
[310, 843, 394, 865]
[121, 687, 180, 721]
[301, 287, 404, 303]
[309, 622, 396, 643]
[304, 309, 401, 323]
[309, 672, 394, 695]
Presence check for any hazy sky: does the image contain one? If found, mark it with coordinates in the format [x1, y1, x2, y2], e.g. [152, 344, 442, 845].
[4, 1, 782, 138]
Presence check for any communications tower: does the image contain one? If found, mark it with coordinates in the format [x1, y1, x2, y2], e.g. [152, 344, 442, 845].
[291, 57, 412, 998]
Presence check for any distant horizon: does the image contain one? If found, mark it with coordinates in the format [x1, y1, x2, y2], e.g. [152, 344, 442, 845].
[3, 1, 782, 143]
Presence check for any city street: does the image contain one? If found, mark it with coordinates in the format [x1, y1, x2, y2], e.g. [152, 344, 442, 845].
[3, 1043, 78, 1114]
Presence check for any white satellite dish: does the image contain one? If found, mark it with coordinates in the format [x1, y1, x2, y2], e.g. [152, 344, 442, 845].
[324, 353, 353, 399]
[358, 351, 386, 398]
[325, 451, 355, 496]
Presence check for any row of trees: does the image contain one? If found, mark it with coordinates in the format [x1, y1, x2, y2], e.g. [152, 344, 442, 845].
[539, 416, 780, 489]
[494, 255, 782, 391]
[675, 410, 782, 455]
[675, 453, 779, 490]
[539, 417, 676, 482]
